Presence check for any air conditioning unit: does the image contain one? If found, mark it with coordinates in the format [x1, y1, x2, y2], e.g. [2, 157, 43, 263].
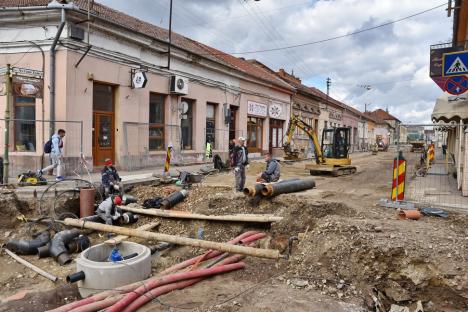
[170, 75, 188, 95]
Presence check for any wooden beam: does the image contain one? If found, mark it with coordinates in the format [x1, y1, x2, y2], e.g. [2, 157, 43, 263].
[104, 222, 160, 245]
[118, 206, 283, 223]
[63, 218, 280, 259]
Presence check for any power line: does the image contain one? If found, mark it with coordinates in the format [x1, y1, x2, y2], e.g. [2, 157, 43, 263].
[237, 0, 310, 75]
[242, 0, 312, 76]
[175, 1, 311, 30]
[222, 2, 446, 55]
[249, 0, 316, 76]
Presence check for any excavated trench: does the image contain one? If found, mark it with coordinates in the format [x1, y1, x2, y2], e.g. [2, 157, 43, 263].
[1, 184, 466, 311]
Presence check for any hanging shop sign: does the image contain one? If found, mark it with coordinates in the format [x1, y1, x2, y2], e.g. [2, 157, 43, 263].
[247, 101, 267, 117]
[132, 71, 148, 89]
[12, 75, 43, 98]
[269, 103, 283, 119]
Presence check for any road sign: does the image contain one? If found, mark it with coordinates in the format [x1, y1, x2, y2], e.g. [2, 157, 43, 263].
[444, 75, 468, 95]
[443, 51, 468, 76]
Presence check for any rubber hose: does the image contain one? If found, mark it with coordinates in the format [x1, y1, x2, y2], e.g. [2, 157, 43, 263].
[5, 231, 50, 255]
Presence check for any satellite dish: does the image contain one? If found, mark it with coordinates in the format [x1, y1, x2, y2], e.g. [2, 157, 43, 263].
[179, 101, 189, 114]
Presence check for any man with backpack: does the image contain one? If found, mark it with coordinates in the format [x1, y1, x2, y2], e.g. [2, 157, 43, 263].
[38, 129, 66, 181]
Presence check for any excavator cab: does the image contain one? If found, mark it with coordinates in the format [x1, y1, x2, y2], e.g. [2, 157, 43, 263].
[321, 127, 351, 159]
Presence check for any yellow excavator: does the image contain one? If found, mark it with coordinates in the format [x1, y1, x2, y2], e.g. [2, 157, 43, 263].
[283, 115, 357, 176]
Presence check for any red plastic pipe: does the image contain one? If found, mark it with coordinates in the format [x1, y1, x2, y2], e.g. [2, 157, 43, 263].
[122, 262, 245, 312]
[48, 231, 260, 312]
[160, 230, 259, 275]
[123, 278, 202, 312]
[108, 262, 245, 312]
[68, 294, 124, 312]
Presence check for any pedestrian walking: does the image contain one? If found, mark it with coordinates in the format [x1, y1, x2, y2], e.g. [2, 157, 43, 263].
[38, 129, 66, 181]
[233, 137, 249, 192]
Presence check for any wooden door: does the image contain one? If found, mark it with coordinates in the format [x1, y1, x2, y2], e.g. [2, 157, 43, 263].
[93, 83, 115, 166]
[229, 106, 237, 141]
[93, 113, 115, 166]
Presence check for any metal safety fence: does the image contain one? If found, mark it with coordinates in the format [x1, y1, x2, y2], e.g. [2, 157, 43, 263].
[392, 123, 468, 211]
[122, 122, 242, 170]
[0, 118, 83, 179]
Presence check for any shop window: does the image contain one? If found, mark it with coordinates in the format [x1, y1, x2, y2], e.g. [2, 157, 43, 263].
[270, 119, 284, 148]
[206, 103, 216, 147]
[14, 96, 36, 151]
[247, 116, 263, 152]
[149, 93, 165, 151]
[181, 98, 194, 150]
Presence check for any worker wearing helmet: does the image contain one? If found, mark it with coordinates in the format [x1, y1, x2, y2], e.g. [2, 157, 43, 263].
[95, 195, 122, 225]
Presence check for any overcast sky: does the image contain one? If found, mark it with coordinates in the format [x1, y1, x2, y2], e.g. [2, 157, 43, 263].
[98, 0, 452, 123]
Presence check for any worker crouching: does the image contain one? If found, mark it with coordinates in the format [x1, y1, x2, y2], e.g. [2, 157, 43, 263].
[101, 158, 123, 197]
[257, 153, 280, 183]
[83, 195, 138, 226]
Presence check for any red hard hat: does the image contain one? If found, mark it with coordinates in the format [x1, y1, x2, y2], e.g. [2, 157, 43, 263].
[113, 196, 122, 205]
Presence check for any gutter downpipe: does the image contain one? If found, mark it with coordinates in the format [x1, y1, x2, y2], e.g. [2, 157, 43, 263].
[49, 8, 66, 136]
[27, 41, 46, 168]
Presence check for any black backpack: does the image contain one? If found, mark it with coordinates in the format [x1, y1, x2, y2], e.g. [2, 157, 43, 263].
[44, 139, 52, 154]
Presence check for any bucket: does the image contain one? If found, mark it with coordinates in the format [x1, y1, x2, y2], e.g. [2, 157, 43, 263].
[398, 209, 421, 220]
[80, 188, 96, 218]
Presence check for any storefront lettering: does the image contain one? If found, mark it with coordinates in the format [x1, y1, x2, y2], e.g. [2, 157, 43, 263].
[329, 110, 342, 120]
[12, 75, 43, 98]
[248, 101, 267, 117]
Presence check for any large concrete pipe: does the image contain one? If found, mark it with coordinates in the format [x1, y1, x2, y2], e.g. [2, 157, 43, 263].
[261, 178, 316, 197]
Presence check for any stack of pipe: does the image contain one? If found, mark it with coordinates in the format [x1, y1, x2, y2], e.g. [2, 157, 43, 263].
[47, 231, 266, 312]
[243, 178, 315, 198]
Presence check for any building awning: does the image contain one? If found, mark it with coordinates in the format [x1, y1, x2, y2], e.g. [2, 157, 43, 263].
[432, 92, 468, 123]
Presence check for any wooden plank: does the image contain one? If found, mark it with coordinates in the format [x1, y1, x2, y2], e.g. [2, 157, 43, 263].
[63, 218, 280, 259]
[118, 206, 283, 223]
[4, 249, 58, 282]
[104, 222, 160, 245]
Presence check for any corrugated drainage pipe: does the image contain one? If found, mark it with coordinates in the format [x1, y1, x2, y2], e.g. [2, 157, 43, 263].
[262, 178, 316, 197]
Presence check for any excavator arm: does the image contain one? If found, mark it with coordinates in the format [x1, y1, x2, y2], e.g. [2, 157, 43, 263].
[284, 115, 324, 164]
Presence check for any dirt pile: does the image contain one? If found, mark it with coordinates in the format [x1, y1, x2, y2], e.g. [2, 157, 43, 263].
[285, 214, 468, 311]
[0, 189, 26, 229]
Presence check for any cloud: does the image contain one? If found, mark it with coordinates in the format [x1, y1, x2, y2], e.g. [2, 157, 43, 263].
[98, 0, 452, 123]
